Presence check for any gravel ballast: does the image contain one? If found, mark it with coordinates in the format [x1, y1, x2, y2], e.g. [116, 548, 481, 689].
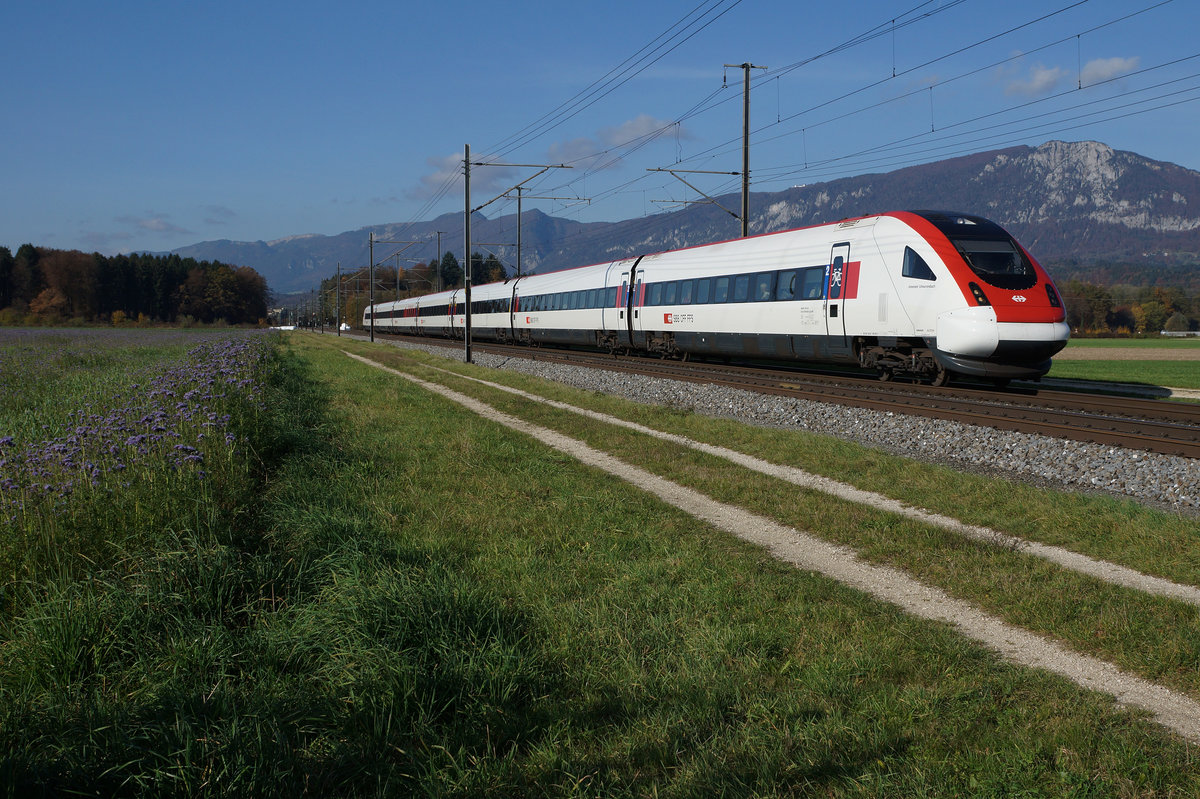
[378, 337, 1200, 514]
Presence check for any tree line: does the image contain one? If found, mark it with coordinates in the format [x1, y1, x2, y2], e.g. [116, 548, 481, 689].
[0, 245, 269, 325]
[1061, 280, 1198, 334]
[311, 251, 509, 326]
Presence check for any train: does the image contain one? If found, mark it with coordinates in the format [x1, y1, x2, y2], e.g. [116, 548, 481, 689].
[363, 210, 1069, 385]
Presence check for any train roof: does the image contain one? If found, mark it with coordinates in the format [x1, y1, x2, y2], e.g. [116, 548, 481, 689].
[908, 210, 1014, 241]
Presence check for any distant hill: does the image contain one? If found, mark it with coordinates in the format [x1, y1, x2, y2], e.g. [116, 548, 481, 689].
[173, 140, 1200, 295]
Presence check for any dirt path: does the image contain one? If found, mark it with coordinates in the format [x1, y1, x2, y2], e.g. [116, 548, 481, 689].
[1056, 347, 1200, 360]
[345, 350, 1200, 744]
[423, 361, 1200, 607]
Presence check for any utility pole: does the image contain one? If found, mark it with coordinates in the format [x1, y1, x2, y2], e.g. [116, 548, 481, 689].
[366, 234, 419, 344]
[724, 62, 766, 237]
[369, 232, 375, 342]
[464, 144, 472, 363]
[505, 186, 587, 277]
[335, 262, 341, 337]
[434, 231, 446, 291]
[463, 147, 572, 362]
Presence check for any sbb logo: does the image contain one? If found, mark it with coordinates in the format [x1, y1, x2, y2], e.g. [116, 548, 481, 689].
[1012, 295, 1027, 303]
[664, 313, 673, 324]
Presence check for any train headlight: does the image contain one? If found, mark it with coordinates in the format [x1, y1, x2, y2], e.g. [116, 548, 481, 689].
[1045, 283, 1062, 308]
[968, 282, 991, 306]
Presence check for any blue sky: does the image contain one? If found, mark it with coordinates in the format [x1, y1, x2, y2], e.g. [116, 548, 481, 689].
[2, 0, 1197, 257]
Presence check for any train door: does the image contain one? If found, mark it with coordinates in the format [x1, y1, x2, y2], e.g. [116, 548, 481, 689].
[825, 243, 851, 351]
[509, 281, 520, 341]
[448, 290, 460, 338]
[617, 256, 644, 349]
[601, 261, 620, 338]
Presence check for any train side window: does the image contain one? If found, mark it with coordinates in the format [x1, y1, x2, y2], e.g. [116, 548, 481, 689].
[776, 270, 797, 300]
[664, 281, 678, 305]
[607, 287, 618, 307]
[753, 272, 775, 301]
[902, 246, 936, 281]
[733, 274, 750, 303]
[586, 289, 596, 308]
[714, 276, 730, 303]
[648, 282, 663, 306]
[679, 280, 694, 305]
[800, 267, 825, 299]
[696, 278, 711, 303]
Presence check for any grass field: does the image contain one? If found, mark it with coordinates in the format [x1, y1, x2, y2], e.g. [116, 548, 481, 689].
[1048, 337, 1200, 389]
[1046, 359, 1200, 389]
[3, 329, 1200, 796]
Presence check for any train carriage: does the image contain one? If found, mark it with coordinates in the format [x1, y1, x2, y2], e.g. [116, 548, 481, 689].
[363, 211, 1069, 385]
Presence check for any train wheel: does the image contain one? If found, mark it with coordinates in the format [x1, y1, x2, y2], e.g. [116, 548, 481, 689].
[931, 367, 951, 387]
[877, 368, 893, 382]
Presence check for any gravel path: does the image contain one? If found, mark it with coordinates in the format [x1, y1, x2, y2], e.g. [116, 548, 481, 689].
[1054, 347, 1200, 360]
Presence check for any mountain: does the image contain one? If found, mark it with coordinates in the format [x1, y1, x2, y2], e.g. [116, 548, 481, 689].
[173, 140, 1200, 295]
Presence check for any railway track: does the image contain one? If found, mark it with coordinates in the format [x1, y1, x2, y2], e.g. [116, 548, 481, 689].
[376, 333, 1200, 460]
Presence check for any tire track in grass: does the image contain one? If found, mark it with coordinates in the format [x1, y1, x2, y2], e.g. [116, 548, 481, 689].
[418, 358, 1200, 608]
[345, 350, 1200, 744]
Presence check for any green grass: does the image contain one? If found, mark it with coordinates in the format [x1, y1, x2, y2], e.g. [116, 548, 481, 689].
[1046, 359, 1200, 388]
[368, 342, 1200, 699]
[1048, 337, 1200, 387]
[5, 331, 1200, 796]
[311, 335, 1200, 793]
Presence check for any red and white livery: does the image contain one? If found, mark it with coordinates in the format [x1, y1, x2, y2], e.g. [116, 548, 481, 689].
[364, 210, 1069, 384]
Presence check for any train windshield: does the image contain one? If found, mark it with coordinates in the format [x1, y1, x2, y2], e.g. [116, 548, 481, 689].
[951, 238, 1038, 290]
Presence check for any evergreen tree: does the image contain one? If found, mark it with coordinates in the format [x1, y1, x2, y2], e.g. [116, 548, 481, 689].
[0, 247, 13, 309]
[439, 251, 462, 289]
[483, 253, 506, 283]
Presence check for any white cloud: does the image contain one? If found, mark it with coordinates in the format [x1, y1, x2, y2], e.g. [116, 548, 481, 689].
[546, 115, 691, 171]
[598, 114, 682, 147]
[115, 213, 192, 236]
[203, 205, 237, 226]
[1081, 56, 1139, 87]
[1005, 63, 1069, 96]
[547, 137, 607, 169]
[412, 115, 690, 200]
[409, 151, 519, 201]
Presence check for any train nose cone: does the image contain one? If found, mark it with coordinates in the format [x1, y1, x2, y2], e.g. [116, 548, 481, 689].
[936, 306, 999, 357]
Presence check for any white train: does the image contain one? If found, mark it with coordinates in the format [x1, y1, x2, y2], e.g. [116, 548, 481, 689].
[364, 211, 1070, 384]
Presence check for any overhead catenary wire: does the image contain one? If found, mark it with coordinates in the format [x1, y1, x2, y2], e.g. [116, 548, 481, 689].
[394, 0, 1188, 273]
